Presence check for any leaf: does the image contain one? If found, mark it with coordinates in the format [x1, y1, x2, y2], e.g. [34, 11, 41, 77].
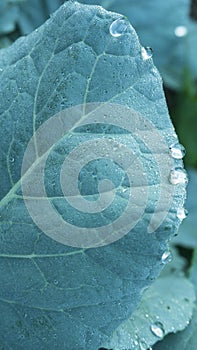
[103, 247, 195, 349]
[16, 0, 64, 34]
[0, 1, 186, 348]
[173, 168, 197, 248]
[0, 0, 19, 35]
[153, 306, 197, 350]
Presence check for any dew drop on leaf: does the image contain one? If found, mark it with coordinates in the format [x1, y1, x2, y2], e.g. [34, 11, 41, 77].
[161, 251, 172, 264]
[169, 168, 188, 185]
[141, 47, 153, 60]
[176, 207, 188, 220]
[139, 340, 148, 350]
[169, 142, 186, 159]
[150, 321, 165, 338]
[109, 18, 128, 37]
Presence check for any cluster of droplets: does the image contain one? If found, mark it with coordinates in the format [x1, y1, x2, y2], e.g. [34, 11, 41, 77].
[169, 142, 188, 222]
[129, 333, 153, 350]
[102, 19, 186, 350]
[110, 19, 186, 224]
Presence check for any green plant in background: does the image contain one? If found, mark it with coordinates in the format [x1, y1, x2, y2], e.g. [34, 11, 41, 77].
[0, 1, 197, 349]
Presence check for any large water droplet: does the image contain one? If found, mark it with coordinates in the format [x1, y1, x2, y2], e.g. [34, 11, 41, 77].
[150, 322, 165, 338]
[109, 18, 128, 37]
[169, 168, 188, 185]
[162, 251, 172, 264]
[177, 207, 188, 220]
[141, 47, 153, 60]
[170, 142, 186, 159]
[174, 25, 188, 37]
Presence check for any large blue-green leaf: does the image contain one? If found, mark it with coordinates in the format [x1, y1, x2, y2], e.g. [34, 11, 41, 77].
[0, 1, 186, 348]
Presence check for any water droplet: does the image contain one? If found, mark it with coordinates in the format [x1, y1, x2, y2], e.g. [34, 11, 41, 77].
[109, 18, 128, 37]
[122, 187, 127, 193]
[139, 340, 148, 350]
[174, 25, 188, 37]
[141, 47, 153, 60]
[169, 168, 188, 185]
[162, 251, 172, 264]
[10, 157, 15, 163]
[177, 207, 188, 220]
[170, 143, 186, 159]
[150, 322, 165, 338]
